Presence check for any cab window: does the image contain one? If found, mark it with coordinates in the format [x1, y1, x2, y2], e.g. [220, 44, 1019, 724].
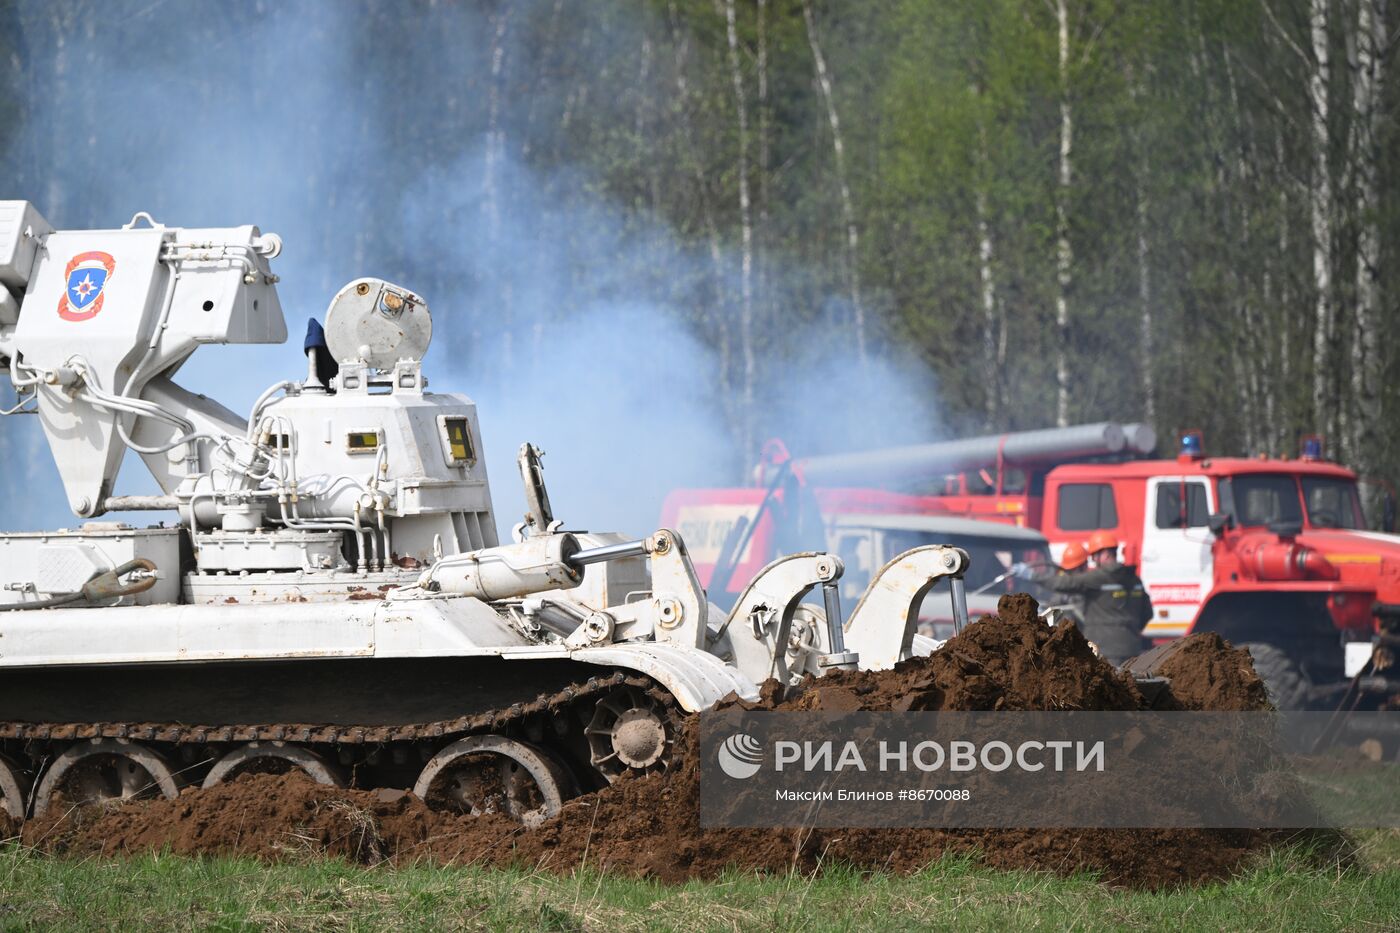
[1155, 482, 1210, 529]
[963, 467, 1027, 495]
[1301, 477, 1365, 529]
[1220, 475, 1303, 527]
[1057, 483, 1118, 531]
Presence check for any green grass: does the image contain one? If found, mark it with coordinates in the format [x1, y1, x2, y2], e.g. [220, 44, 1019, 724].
[1296, 761, 1400, 829]
[0, 843, 1397, 932]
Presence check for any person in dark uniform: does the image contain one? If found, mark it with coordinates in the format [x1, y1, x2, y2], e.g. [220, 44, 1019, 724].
[1013, 530, 1152, 664]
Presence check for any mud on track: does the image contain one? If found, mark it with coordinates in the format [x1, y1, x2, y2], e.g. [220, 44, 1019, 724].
[2, 595, 1342, 889]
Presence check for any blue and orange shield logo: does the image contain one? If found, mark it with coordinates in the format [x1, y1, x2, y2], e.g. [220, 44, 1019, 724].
[58, 251, 117, 322]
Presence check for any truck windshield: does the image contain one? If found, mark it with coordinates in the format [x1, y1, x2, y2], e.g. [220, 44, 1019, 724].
[1220, 475, 1302, 527]
[1300, 477, 1366, 528]
[1219, 473, 1365, 529]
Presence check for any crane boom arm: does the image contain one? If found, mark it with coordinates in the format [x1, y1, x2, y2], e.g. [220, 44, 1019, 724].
[0, 202, 286, 516]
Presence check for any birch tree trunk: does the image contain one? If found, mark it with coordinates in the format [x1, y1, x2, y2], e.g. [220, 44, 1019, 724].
[1134, 176, 1155, 423]
[1222, 48, 1269, 453]
[484, 4, 512, 377]
[669, 2, 735, 433]
[1197, 32, 1257, 452]
[721, 0, 756, 456]
[519, 0, 564, 160]
[1349, 0, 1385, 476]
[636, 31, 653, 149]
[973, 105, 1001, 425]
[757, 0, 770, 250]
[484, 5, 509, 245]
[756, 0, 771, 352]
[1307, 0, 1335, 443]
[557, 26, 591, 147]
[1276, 127, 1293, 455]
[43, 5, 79, 220]
[977, 185, 1000, 425]
[528, 1, 567, 367]
[802, 0, 867, 367]
[1127, 75, 1155, 423]
[1054, 0, 1074, 427]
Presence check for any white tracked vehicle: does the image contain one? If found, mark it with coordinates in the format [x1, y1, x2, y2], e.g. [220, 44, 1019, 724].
[0, 203, 972, 822]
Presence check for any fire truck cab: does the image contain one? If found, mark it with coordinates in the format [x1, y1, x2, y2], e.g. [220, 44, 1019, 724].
[1038, 442, 1396, 701]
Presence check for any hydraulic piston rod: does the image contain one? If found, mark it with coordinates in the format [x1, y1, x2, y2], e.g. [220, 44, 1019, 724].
[103, 496, 180, 512]
[820, 581, 858, 670]
[949, 576, 970, 635]
[568, 539, 647, 566]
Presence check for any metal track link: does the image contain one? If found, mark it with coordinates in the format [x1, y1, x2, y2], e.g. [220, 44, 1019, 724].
[0, 671, 656, 748]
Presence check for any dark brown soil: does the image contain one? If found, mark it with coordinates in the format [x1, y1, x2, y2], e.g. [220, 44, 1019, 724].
[766, 592, 1143, 714]
[3, 596, 1333, 889]
[1147, 631, 1272, 711]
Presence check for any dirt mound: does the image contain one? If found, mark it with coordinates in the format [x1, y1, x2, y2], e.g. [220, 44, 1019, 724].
[1147, 632, 1272, 711]
[14, 738, 1287, 890]
[775, 593, 1142, 713]
[20, 773, 512, 865]
[25, 776, 393, 862]
[5, 599, 1317, 888]
[465, 720, 1291, 888]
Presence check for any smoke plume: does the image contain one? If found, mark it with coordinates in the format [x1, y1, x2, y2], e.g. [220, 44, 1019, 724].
[0, 1, 944, 537]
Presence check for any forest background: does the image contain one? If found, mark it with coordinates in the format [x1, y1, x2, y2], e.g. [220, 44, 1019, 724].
[1, 0, 1396, 530]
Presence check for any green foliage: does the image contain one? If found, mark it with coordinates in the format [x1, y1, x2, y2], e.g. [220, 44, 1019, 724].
[0, 0, 1397, 477]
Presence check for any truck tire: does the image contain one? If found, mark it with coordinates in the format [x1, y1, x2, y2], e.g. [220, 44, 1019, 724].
[1239, 642, 1312, 711]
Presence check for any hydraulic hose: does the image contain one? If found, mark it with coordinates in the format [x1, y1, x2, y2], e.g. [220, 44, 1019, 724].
[0, 559, 158, 611]
[0, 591, 86, 611]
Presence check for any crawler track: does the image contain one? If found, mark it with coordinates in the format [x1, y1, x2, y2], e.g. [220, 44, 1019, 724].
[0, 671, 682, 819]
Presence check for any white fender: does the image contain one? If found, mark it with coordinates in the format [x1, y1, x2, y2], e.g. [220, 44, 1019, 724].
[571, 642, 759, 712]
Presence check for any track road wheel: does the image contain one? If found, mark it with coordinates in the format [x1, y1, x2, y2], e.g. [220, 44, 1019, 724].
[202, 742, 346, 789]
[33, 739, 181, 816]
[0, 755, 31, 819]
[414, 735, 574, 828]
[584, 684, 677, 782]
[1240, 642, 1313, 711]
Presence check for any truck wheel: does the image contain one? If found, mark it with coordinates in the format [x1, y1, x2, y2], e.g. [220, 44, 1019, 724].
[1239, 642, 1312, 711]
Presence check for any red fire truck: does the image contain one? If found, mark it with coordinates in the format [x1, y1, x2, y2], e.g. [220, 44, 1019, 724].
[665, 424, 1400, 710]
